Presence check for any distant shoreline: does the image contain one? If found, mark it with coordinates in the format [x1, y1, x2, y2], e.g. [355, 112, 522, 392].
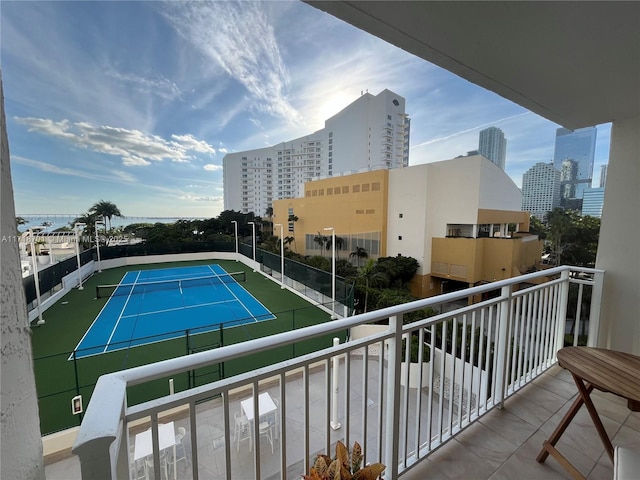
[16, 215, 206, 233]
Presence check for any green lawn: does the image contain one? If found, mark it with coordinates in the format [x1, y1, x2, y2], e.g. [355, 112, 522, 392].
[32, 259, 344, 435]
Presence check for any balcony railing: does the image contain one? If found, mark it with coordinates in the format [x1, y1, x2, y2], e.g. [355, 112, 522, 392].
[72, 265, 603, 480]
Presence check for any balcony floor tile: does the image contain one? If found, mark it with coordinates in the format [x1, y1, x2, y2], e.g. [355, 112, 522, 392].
[45, 365, 639, 480]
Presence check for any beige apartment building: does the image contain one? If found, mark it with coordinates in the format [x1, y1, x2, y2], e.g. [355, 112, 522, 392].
[273, 155, 542, 298]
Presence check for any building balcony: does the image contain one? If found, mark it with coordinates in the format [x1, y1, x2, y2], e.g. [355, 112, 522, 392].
[59, 266, 632, 480]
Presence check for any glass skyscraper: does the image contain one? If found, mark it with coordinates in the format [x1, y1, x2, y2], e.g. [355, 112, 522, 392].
[552, 126, 597, 202]
[478, 126, 507, 170]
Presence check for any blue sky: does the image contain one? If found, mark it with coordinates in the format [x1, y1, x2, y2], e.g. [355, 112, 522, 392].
[2, 1, 611, 218]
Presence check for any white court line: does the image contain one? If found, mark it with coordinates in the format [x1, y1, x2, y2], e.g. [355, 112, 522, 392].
[103, 271, 142, 353]
[206, 265, 258, 321]
[120, 298, 237, 319]
[209, 265, 274, 321]
[70, 274, 134, 360]
[136, 266, 213, 283]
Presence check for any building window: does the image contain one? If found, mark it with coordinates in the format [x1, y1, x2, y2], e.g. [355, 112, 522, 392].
[342, 186, 349, 194]
[398, 236, 402, 240]
[372, 182, 380, 191]
[353, 184, 360, 193]
[327, 187, 333, 195]
[362, 183, 370, 192]
[399, 213, 403, 218]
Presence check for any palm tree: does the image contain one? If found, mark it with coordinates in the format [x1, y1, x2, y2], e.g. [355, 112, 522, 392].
[283, 236, 295, 251]
[326, 236, 345, 259]
[349, 246, 368, 267]
[358, 259, 386, 313]
[264, 206, 273, 232]
[90, 200, 123, 231]
[314, 232, 328, 256]
[15, 216, 28, 227]
[287, 214, 299, 253]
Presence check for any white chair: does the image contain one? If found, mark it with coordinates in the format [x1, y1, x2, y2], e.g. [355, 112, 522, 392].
[234, 410, 251, 451]
[211, 433, 226, 475]
[129, 446, 147, 480]
[270, 397, 280, 441]
[259, 421, 274, 454]
[167, 426, 188, 472]
[144, 450, 169, 480]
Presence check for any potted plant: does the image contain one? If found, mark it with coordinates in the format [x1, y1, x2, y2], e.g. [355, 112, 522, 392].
[303, 440, 385, 480]
[400, 334, 431, 389]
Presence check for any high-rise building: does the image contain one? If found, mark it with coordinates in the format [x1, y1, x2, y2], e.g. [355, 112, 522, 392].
[223, 89, 410, 215]
[478, 127, 507, 170]
[553, 126, 597, 204]
[599, 164, 608, 188]
[582, 188, 605, 218]
[521, 162, 561, 220]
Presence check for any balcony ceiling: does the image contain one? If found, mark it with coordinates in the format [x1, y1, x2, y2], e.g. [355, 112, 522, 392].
[307, 1, 640, 130]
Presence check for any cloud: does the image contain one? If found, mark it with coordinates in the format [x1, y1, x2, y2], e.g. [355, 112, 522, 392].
[14, 117, 216, 166]
[203, 164, 222, 171]
[160, 1, 302, 124]
[104, 69, 183, 102]
[172, 134, 215, 154]
[13, 155, 137, 183]
[179, 194, 221, 202]
[411, 112, 532, 150]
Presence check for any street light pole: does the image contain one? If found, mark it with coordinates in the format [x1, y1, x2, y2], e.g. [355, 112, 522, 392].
[231, 220, 238, 261]
[94, 218, 104, 273]
[248, 221, 256, 272]
[324, 227, 336, 319]
[29, 227, 45, 325]
[274, 223, 285, 289]
[74, 222, 86, 290]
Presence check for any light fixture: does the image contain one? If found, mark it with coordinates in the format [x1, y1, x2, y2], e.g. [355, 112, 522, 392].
[324, 227, 336, 319]
[74, 223, 87, 290]
[274, 223, 285, 289]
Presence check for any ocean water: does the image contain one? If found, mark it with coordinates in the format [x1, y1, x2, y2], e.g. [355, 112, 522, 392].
[16, 214, 204, 233]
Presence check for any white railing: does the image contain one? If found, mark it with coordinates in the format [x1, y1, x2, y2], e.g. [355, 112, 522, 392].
[72, 266, 603, 480]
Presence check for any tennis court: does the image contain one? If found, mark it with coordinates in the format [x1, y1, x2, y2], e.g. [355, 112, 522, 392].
[72, 264, 275, 359]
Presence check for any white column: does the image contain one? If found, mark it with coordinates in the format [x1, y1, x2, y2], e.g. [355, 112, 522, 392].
[595, 115, 640, 353]
[0, 76, 45, 480]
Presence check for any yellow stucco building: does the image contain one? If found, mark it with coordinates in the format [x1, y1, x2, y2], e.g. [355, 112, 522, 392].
[273, 155, 542, 298]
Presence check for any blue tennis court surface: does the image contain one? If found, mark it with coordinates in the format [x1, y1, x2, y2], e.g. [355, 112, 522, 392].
[73, 264, 275, 359]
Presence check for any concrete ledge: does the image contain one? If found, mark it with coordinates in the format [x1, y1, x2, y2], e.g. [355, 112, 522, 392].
[43, 427, 79, 465]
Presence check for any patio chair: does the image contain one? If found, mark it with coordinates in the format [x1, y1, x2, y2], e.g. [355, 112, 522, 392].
[234, 410, 251, 451]
[167, 426, 188, 471]
[144, 449, 169, 480]
[259, 420, 274, 455]
[129, 445, 146, 480]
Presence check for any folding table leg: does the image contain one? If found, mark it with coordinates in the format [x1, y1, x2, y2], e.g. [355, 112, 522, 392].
[536, 382, 594, 464]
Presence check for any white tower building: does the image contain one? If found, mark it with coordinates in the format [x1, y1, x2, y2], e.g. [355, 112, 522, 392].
[223, 89, 409, 215]
[521, 162, 561, 220]
[478, 126, 507, 170]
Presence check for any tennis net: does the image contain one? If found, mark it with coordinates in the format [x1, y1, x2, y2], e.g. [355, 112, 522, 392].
[96, 271, 246, 299]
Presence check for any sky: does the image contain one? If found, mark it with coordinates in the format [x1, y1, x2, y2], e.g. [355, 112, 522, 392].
[2, 1, 611, 218]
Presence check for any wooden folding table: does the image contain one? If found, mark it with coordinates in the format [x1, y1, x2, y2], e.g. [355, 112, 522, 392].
[536, 347, 640, 480]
